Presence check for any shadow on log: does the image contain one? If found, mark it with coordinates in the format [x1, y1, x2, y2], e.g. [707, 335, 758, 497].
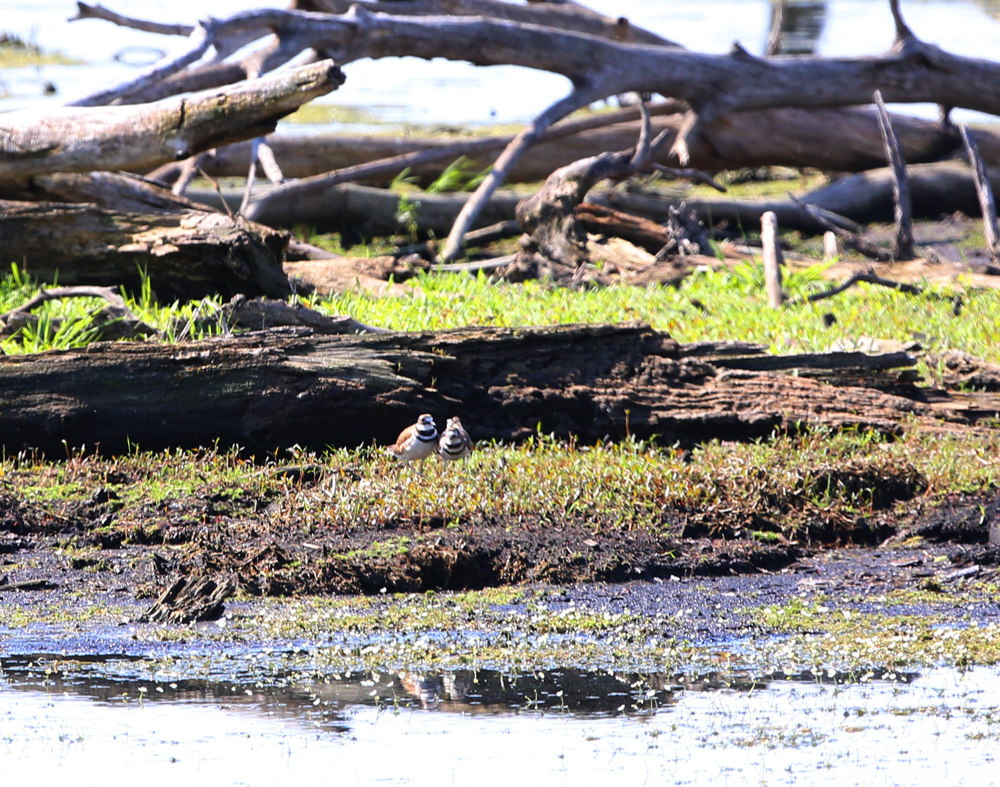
[1, 323, 997, 457]
[0, 200, 291, 301]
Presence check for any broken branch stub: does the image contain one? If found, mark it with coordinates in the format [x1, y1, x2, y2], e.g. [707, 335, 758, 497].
[873, 89, 915, 260]
[959, 124, 1000, 263]
[760, 211, 786, 308]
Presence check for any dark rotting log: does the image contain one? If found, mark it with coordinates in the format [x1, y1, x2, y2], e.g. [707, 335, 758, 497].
[0, 201, 292, 302]
[0, 323, 996, 457]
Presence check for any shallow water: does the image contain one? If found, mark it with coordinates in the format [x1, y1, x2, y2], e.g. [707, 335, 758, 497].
[3, 0, 1000, 129]
[1, 652, 998, 785]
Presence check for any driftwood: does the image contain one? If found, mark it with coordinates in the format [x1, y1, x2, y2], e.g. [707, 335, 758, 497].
[63, 1, 1000, 261]
[0, 323, 997, 457]
[70, 0, 675, 106]
[593, 158, 1000, 243]
[0, 172, 213, 214]
[145, 106, 983, 189]
[509, 108, 669, 283]
[0, 201, 291, 301]
[0, 61, 344, 185]
[960, 125, 1000, 264]
[590, 190, 860, 237]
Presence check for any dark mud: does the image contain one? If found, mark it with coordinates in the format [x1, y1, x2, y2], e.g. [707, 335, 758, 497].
[2, 480, 1000, 630]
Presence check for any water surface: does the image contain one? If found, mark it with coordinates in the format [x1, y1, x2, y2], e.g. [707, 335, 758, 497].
[3, 0, 1000, 128]
[2, 652, 998, 785]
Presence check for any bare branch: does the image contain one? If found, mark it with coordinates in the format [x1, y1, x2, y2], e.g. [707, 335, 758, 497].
[873, 89, 915, 260]
[790, 195, 894, 262]
[804, 269, 923, 303]
[960, 124, 1000, 263]
[440, 87, 605, 261]
[69, 2, 192, 35]
[1, 61, 345, 183]
[649, 164, 727, 192]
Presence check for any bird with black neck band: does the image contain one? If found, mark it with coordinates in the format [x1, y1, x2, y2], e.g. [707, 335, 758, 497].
[438, 416, 473, 463]
[386, 413, 438, 473]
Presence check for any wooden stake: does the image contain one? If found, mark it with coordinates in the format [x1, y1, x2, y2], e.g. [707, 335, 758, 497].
[761, 211, 786, 308]
[823, 231, 841, 262]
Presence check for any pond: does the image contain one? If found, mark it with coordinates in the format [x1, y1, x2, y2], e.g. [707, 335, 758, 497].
[3, 0, 1000, 129]
[2, 650, 998, 786]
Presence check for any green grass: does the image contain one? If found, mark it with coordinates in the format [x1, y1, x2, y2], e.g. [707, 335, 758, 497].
[5, 429, 997, 541]
[2, 239, 998, 366]
[0, 264, 228, 355]
[311, 266, 1000, 363]
[0, 34, 80, 68]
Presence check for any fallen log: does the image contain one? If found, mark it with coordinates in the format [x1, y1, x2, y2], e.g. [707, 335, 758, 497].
[0, 172, 213, 214]
[796, 160, 998, 224]
[146, 107, 978, 188]
[0, 323, 996, 457]
[187, 183, 522, 237]
[0, 201, 291, 301]
[0, 60, 344, 184]
[593, 159, 1000, 238]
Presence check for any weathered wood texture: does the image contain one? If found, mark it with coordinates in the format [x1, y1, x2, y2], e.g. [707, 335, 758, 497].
[0, 172, 213, 214]
[0, 60, 344, 184]
[592, 159, 1000, 237]
[147, 107, 978, 186]
[0, 323, 994, 457]
[295, 0, 678, 47]
[0, 201, 291, 301]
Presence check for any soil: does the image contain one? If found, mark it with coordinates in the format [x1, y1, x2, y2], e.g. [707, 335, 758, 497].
[3, 477, 999, 629]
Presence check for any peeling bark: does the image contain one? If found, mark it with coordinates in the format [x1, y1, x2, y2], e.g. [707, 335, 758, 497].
[0, 323, 994, 457]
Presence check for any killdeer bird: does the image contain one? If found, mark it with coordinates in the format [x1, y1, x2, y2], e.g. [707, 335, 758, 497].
[438, 416, 473, 462]
[387, 414, 438, 471]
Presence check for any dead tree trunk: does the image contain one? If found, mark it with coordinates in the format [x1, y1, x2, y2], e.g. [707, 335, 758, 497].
[145, 106, 979, 189]
[0, 323, 995, 457]
[0, 201, 291, 301]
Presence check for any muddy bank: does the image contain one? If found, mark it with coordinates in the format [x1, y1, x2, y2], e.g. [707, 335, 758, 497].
[2, 479, 999, 610]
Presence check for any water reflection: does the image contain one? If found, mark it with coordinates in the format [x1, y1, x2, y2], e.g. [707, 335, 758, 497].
[1, 653, 991, 787]
[0, 652, 917, 721]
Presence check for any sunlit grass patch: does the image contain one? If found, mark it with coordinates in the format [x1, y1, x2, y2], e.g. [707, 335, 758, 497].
[312, 266, 1000, 365]
[0, 33, 80, 69]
